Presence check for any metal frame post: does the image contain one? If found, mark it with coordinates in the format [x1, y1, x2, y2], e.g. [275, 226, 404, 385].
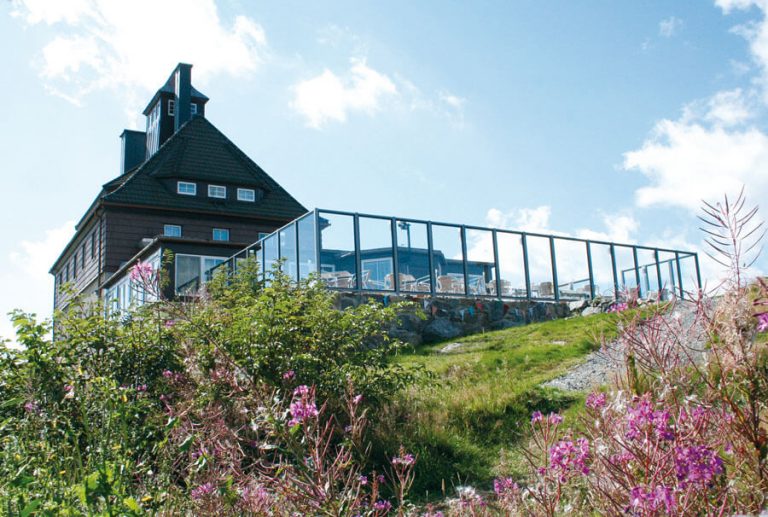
[632, 246, 641, 298]
[492, 230, 502, 299]
[391, 217, 400, 293]
[550, 236, 559, 301]
[313, 209, 321, 280]
[675, 252, 684, 300]
[586, 241, 595, 299]
[460, 226, 469, 296]
[694, 253, 702, 291]
[353, 214, 362, 291]
[294, 221, 300, 281]
[426, 221, 435, 296]
[522, 233, 532, 300]
[610, 244, 619, 300]
[654, 249, 663, 297]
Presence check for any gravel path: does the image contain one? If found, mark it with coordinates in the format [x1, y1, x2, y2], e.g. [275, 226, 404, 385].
[543, 301, 707, 392]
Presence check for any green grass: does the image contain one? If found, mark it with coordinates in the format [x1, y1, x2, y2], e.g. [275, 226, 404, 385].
[382, 311, 627, 499]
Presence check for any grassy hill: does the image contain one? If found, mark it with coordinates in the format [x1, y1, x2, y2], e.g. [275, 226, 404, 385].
[383, 311, 626, 499]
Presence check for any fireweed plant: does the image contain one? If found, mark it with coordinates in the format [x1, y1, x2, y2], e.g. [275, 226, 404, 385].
[1, 191, 767, 515]
[0, 258, 422, 514]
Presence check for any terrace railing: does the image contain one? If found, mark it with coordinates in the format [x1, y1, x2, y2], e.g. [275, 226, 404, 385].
[206, 209, 702, 302]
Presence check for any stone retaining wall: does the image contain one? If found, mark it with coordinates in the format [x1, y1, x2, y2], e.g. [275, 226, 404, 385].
[333, 293, 578, 345]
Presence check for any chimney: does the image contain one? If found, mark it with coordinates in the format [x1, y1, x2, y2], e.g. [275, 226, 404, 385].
[174, 63, 193, 132]
[120, 129, 146, 174]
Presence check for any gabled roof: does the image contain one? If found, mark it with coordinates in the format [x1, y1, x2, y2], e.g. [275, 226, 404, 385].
[102, 116, 306, 219]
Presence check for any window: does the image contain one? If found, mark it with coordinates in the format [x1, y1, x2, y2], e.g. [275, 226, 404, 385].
[237, 188, 255, 202]
[208, 185, 226, 199]
[65, 263, 70, 282]
[81, 244, 86, 268]
[212, 228, 230, 241]
[164, 224, 182, 237]
[362, 257, 393, 290]
[91, 231, 97, 258]
[257, 232, 269, 240]
[168, 99, 175, 116]
[190, 103, 198, 116]
[72, 254, 78, 277]
[177, 181, 196, 195]
[175, 254, 225, 293]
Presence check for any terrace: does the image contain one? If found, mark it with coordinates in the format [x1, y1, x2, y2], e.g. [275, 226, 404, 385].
[198, 208, 701, 302]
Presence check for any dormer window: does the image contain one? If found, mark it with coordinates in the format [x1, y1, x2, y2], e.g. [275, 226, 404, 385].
[191, 103, 198, 116]
[168, 99, 175, 116]
[237, 188, 255, 202]
[208, 185, 226, 199]
[177, 181, 197, 195]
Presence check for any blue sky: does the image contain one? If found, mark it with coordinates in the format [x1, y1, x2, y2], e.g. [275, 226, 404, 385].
[1, 0, 767, 340]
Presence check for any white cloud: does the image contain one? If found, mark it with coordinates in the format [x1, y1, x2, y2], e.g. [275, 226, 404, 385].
[659, 16, 683, 38]
[622, 101, 768, 211]
[486, 206, 554, 234]
[0, 221, 75, 344]
[290, 58, 397, 128]
[10, 0, 268, 115]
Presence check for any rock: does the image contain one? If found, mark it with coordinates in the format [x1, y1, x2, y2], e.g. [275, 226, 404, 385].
[389, 329, 422, 346]
[581, 306, 602, 317]
[439, 342, 463, 353]
[569, 299, 588, 312]
[423, 318, 462, 342]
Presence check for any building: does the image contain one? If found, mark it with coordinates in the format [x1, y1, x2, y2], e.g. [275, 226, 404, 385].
[49, 63, 306, 311]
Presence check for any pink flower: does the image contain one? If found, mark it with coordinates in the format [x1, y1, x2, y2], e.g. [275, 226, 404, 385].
[757, 313, 768, 332]
[493, 477, 519, 497]
[282, 370, 295, 380]
[288, 385, 318, 427]
[164, 320, 175, 328]
[358, 474, 368, 485]
[23, 401, 39, 414]
[130, 260, 154, 282]
[191, 482, 215, 499]
[630, 485, 675, 513]
[136, 384, 147, 392]
[352, 394, 363, 405]
[548, 413, 564, 425]
[391, 452, 416, 466]
[531, 411, 543, 424]
[373, 500, 392, 512]
[586, 392, 607, 410]
[608, 302, 628, 313]
[549, 437, 590, 481]
[674, 445, 723, 489]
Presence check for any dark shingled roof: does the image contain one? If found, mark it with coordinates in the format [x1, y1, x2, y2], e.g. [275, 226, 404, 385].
[101, 116, 306, 220]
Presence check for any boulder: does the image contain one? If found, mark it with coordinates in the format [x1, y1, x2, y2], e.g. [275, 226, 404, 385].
[581, 306, 602, 317]
[423, 318, 462, 342]
[568, 299, 588, 312]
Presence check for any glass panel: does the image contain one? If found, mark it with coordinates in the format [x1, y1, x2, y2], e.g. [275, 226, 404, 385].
[359, 217, 394, 290]
[636, 249, 660, 300]
[396, 220, 431, 293]
[589, 243, 616, 299]
[554, 239, 591, 301]
[466, 228, 496, 295]
[175, 255, 200, 293]
[615, 246, 638, 300]
[657, 251, 679, 300]
[203, 257, 225, 282]
[678, 254, 698, 299]
[431, 224, 465, 294]
[263, 234, 279, 278]
[279, 223, 298, 281]
[526, 235, 554, 299]
[497, 232, 527, 297]
[298, 214, 317, 281]
[318, 212, 357, 289]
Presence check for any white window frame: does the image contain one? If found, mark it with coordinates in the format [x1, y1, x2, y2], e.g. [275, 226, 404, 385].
[163, 224, 182, 237]
[212, 228, 230, 241]
[177, 181, 197, 195]
[175, 253, 226, 293]
[208, 184, 226, 199]
[190, 103, 198, 115]
[237, 188, 256, 202]
[168, 99, 175, 116]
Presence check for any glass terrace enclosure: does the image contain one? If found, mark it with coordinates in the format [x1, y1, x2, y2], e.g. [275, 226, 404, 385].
[208, 209, 701, 301]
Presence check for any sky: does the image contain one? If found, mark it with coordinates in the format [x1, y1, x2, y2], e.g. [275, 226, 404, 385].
[1, 0, 768, 341]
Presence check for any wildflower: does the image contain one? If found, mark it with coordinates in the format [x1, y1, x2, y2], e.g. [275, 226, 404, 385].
[391, 452, 416, 466]
[23, 401, 39, 414]
[373, 499, 392, 512]
[130, 260, 154, 282]
[162, 370, 173, 378]
[136, 384, 147, 392]
[493, 477, 519, 497]
[352, 394, 363, 405]
[630, 485, 675, 513]
[625, 395, 673, 441]
[757, 313, 768, 332]
[531, 411, 543, 424]
[63, 384, 75, 399]
[282, 370, 295, 380]
[674, 445, 723, 489]
[190, 482, 215, 499]
[549, 437, 590, 481]
[358, 474, 368, 485]
[608, 302, 628, 313]
[548, 413, 564, 425]
[288, 385, 318, 426]
[141, 495, 153, 503]
[585, 392, 607, 410]
[240, 484, 272, 512]
[164, 320, 175, 328]
[377, 474, 386, 484]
